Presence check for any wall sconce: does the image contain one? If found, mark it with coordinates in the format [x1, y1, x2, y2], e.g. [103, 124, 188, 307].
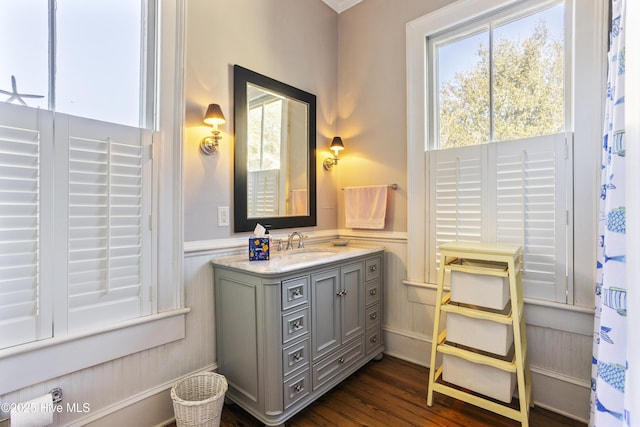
[323, 136, 344, 170]
[200, 103, 226, 155]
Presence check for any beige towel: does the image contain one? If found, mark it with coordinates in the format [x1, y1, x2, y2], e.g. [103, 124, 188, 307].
[290, 189, 308, 215]
[344, 185, 388, 229]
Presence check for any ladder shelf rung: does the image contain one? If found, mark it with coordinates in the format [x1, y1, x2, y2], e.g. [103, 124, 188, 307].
[436, 343, 517, 373]
[445, 262, 510, 278]
[441, 301, 513, 324]
[430, 382, 530, 424]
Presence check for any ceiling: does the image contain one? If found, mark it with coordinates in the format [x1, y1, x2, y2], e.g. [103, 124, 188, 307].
[322, 0, 363, 13]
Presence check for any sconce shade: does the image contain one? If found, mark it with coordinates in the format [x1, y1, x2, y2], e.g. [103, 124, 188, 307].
[323, 136, 345, 170]
[203, 103, 226, 126]
[330, 136, 344, 151]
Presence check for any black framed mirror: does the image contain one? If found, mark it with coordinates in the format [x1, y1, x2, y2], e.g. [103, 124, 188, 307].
[233, 65, 317, 232]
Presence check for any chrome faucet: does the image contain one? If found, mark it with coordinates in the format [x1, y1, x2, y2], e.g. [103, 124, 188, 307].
[287, 231, 305, 249]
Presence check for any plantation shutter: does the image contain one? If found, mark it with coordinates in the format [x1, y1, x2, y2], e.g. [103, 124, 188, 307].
[0, 104, 53, 348]
[494, 133, 569, 302]
[247, 169, 279, 217]
[429, 133, 570, 301]
[429, 145, 485, 282]
[57, 115, 153, 332]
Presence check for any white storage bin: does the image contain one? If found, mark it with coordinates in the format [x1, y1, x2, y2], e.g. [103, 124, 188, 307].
[443, 353, 516, 403]
[446, 312, 513, 356]
[450, 261, 509, 310]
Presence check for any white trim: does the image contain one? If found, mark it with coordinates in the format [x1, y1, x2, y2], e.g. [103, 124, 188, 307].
[337, 229, 408, 242]
[529, 367, 590, 423]
[0, 309, 189, 395]
[156, 0, 185, 311]
[184, 229, 339, 255]
[321, 0, 363, 14]
[184, 229, 408, 255]
[63, 363, 216, 427]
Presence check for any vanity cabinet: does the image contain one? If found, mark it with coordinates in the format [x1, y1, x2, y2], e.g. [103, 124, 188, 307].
[212, 246, 383, 426]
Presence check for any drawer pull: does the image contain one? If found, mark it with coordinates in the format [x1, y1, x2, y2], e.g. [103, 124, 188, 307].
[338, 357, 345, 364]
[369, 288, 377, 296]
[370, 336, 377, 343]
[336, 289, 349, 297]
[369, 265, 377, 273]
[292, 288, 302, 297]
[293, 383, 303, 393]
[291, 320, 302, 330]
[369, 313, 377, 320]
[293, 352, 303, 361]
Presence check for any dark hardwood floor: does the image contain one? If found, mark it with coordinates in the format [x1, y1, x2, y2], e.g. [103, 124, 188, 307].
[172, 356, 586, 426]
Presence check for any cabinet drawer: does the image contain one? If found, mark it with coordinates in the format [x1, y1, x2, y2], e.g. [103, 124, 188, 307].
[312, 340, 363, 390]
[365, 279, 381, 306]
[283, 369, 311, 409]
[365, 303, 381, 330]
[282, 276, 309, 311]
[365, 328, 382, 354]
[282, 307, 309, 344]
[365, 257, 381, 281]
[282, 338, 310, 377]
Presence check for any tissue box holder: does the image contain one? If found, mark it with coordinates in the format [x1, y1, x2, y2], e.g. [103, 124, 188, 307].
[249, 238, 270, 261]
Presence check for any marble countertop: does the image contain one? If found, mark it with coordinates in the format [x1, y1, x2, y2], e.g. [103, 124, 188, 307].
[211, 242, 384, 275]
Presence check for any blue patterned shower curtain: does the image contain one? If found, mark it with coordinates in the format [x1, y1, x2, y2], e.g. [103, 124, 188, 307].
[590, 0, 628, 426]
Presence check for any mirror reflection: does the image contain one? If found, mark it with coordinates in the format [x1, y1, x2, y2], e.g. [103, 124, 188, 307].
[234, 65, 317, 232]
[246, 83, 308, 217]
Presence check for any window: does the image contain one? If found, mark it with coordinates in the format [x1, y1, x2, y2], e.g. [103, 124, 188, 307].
[432, 3, 565, 148]
[427, 1, 570, 303]
[247, 86, 286, 217]
[0, 0, 172, 351]
[407, 0, 604, 307]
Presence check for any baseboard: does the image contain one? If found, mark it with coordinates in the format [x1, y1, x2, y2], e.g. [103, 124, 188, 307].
[383, 327, 590, 422]
[66, 364, 216, 427]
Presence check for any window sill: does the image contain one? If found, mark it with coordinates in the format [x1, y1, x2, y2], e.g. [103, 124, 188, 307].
[0, 308, 190, 395]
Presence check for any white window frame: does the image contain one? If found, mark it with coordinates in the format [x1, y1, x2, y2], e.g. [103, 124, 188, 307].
[427, 0, 568, 149]
[406, 0, 606, 309]
[0, 0, 185, 395]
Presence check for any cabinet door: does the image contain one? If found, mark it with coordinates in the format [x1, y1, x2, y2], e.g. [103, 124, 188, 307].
[341, 262, 365, 344]
[311, 268, 340, 360]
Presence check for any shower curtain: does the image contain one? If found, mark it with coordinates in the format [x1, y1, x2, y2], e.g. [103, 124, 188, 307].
[590, 0, 628, 426]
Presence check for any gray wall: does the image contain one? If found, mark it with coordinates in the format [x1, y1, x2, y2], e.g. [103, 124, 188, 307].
[184, 0, 339, 242]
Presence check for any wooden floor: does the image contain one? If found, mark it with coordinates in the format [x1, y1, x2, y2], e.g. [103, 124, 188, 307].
[172, 356, 586, 427]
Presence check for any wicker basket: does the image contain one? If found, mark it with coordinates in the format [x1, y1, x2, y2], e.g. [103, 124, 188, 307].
[171, 372, 228, 427]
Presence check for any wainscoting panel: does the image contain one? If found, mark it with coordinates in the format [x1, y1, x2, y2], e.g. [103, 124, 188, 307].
[0, 255, 217, 426]
[0, 233, 592, 425]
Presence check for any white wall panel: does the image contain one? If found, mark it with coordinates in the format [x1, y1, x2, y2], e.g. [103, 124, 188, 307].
[0, 253, 215, 426]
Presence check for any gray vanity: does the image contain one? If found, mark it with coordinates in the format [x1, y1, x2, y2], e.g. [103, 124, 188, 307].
[212, 244, 384, 426]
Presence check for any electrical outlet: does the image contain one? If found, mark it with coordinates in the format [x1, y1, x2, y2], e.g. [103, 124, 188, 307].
[218, 206, 230, 227]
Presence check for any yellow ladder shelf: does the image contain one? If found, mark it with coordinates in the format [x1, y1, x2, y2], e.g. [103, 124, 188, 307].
[426, 241, 532, 426]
